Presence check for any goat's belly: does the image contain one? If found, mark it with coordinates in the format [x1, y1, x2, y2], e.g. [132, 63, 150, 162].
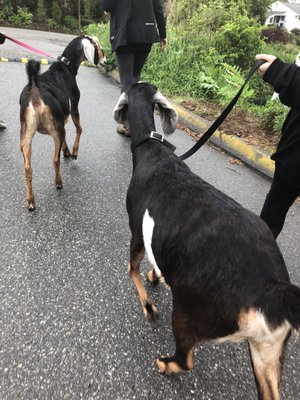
[207, 308, 291, 345]
[142, 209, 162, 279]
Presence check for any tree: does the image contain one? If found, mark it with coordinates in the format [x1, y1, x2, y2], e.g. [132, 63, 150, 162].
[36, 0, 47, 22]
[245, 0, 274, 24]
[52, 0, 62, 23]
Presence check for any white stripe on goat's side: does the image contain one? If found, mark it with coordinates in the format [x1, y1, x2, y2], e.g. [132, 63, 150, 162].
[142, 209, 162, 278]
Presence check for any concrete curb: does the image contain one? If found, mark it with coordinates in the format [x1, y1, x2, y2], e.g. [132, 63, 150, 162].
[109, 70, 276, 179]
[173, 102, 275, 179]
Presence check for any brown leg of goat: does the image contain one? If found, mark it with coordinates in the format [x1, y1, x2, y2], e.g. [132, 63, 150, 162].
[62, 130, 71, 158]
[20, 126, 36, 211]
[129, 236, 158, 322]
[71, 109, 82, 160]
[157, 308, 195, 373]
[248, 328, 290, 400]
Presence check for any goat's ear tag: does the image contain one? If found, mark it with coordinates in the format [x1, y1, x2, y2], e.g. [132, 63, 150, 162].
[113, 92, 128, 123]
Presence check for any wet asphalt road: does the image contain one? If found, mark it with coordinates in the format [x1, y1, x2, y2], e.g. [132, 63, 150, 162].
[0, 28, 299, 400]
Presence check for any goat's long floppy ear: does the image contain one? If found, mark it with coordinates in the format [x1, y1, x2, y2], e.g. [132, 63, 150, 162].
[82, 38, 96, 64]
[153, 91, 178, 135]
[113, 92, 128, 124]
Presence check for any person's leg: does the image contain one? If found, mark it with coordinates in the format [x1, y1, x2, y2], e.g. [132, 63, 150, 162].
[260, 170, 300, 238]
[132, 44, 152, 84]
[115, 47, 134, 93]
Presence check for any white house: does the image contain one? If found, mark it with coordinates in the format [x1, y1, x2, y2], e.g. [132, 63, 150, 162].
[265, 0, 300, 31]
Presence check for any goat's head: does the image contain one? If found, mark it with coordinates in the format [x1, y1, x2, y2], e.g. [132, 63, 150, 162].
[113, 82, 178, 136]
[81, 35, 106, 67]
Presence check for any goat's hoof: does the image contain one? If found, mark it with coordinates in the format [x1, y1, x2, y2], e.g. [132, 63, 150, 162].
[156, 357, 186, 374]
[27, 203, 36, 211]
[71, 154, 78, 160]
[143, 302, 158, 322]
[63, 149, 71, 158]
[26, 199, 36, 211]
[146, 270, 160, 285]
[56, 182, 63, 189]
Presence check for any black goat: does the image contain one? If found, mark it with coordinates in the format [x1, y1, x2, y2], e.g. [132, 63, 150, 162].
[114, 82, 300, 400]
[19, 35, 105, 210]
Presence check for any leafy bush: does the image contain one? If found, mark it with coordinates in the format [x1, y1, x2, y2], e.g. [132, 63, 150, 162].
[0, 4, 14, 22]
[47, 18, 60, 31]
[290, 28, 300, 46]
[252, 99, 289, 135]
[214, 16, 263, 69]
[64, 15, 78, 32]
[52, 0, 62, 24]
[36, 0, 47, 23]
[8, 7, 32, 26]
[262, 26, 290, 44]
[218, 63, 255, 108]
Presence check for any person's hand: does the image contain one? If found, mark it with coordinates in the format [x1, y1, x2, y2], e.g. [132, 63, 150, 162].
[255, 54, 277, 77]
[160, 38, 167, 50]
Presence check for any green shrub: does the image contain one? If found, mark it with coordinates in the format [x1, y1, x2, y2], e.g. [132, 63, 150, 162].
[0, 4, 14, 22]
[214, 16, 263, 69]
[36, 0, 47, 23]
[64, 15, 79, 32]
[47, 18, 60, 31]
[8, 7, 32, 26]
[252, 99, 289, 135]
[52, 0, 62, 24]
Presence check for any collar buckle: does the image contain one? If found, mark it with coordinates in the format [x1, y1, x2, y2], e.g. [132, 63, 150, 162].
[150, 131, 163, 142]
[58, 56, 70, 66]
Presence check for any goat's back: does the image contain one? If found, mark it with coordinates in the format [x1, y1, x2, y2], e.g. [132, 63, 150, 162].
[128, 142, 290, 335]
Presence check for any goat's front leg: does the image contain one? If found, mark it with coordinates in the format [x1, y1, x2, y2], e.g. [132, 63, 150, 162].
[71, 109, 82, 160]
[129, 236, 158, 322]
[156, 307, 195, 374]
[20, 129, 36, 211]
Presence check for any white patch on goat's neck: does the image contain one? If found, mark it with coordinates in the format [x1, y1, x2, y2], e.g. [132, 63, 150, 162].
[142, 209, 162, 278]
[82, 38, 95, 64]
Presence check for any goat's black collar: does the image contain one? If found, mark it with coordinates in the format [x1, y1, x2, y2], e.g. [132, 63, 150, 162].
[57, 56, 70, 66]
[131, 131, 176, 152]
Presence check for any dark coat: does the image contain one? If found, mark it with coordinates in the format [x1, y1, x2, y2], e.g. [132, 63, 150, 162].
[102, 0, 166, 52]
[263, 58, 300, 187]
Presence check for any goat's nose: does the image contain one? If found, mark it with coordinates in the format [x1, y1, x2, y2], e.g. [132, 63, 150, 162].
[99, 56, 107, 67]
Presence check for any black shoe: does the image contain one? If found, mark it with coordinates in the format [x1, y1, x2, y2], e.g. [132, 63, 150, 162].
[0, 121, 7, 130]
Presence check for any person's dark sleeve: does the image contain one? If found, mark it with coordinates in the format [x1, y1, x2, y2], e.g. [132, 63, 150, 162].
[102, 0, 116, 12]
[263, 57, 300, 109]
[153, 0, 166, 39]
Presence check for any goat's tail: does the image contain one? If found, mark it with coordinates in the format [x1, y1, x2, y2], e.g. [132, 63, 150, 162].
[26, 60, 40, 88]
[260, 281, 300, 331]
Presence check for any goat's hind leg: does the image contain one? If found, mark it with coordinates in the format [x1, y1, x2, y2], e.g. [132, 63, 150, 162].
[248, 327, 290, 400]
[129, 235, 158, 322]
[20, 123, 36, 211]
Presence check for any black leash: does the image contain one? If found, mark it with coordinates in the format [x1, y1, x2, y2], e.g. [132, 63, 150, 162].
[179, 60, 266, 160]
